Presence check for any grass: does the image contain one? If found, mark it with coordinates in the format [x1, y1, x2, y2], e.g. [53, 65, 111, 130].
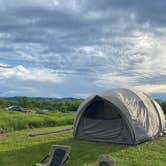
[0, 125, 165, 166]
[0, 110, 75, 133]
[0, 110, 166, 165]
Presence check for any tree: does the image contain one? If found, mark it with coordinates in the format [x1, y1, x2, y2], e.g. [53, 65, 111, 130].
[19, 97, 32, 108]
[160, 101, 166, 115]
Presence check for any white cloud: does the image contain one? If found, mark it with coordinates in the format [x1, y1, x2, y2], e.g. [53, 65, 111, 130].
[0, 63, 11, 68]
[94, 30, 166, 95]
[95, 73, 129, 87]
[0, 65, 64, 83]
[134, 84, 166, 93]
[52, 0, 80, 10]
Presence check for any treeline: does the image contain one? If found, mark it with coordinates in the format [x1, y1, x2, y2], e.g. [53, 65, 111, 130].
[0, 97, 166, 114]
[161, 101, 166, 114]
[0, 97, 82, 112]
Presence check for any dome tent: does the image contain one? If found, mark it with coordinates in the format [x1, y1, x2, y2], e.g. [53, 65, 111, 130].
[73, 88, 166, 145]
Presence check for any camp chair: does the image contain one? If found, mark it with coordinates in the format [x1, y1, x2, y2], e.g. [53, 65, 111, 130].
[36, 145, 70, 166]
[96, 155, 114, 166]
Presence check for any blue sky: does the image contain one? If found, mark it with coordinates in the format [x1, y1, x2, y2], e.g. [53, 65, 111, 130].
[0, 0, 166, 99]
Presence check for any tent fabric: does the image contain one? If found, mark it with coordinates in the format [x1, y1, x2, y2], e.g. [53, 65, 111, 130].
[73, 88, 166, 145]
[152, 100, 166, 133]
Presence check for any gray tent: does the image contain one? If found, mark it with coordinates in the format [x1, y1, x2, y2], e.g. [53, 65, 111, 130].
[74, 88, 166, 145]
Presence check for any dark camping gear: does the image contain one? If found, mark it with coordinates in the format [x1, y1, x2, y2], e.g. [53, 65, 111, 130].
[36, 145, 70, 166]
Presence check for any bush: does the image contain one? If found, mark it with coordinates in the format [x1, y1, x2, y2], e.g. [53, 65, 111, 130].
[160, 101, 166, 114]
[0, 98, 82, 112]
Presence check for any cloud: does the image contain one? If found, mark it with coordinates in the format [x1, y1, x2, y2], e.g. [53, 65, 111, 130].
[134, 84, 166, 94]
[0, 63, 11, 68]
[83, 0, 166, 27]
[0, 64, 66, 97]
[0, 65, 63, 83]
[94, 30, 166, 96]
[0, 0, 165, 98]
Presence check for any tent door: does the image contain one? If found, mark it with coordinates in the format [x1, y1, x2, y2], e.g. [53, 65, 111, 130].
[76, 98, 131, 144]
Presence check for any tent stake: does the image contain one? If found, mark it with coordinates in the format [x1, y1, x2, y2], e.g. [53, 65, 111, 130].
[29, 127, 73, 137]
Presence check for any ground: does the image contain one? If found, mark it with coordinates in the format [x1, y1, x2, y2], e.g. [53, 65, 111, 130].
[0, 125, 165, 166]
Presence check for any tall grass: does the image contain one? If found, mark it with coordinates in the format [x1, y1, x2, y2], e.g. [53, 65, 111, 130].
[0, 110, 75, 133]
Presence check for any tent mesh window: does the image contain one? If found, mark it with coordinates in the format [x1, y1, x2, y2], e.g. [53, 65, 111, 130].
[84, 97, 121, 120]
[99, 161, 111, 166]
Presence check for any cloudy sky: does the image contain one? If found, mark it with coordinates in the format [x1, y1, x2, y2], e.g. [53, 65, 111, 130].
[0, 0, 166, 99]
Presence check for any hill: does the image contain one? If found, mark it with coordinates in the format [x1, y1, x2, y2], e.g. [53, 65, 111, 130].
[0, 96, 83, 102]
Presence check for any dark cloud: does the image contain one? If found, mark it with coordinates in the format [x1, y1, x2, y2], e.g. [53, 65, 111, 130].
[0, 0, 165, 98]
[84, 0, 166, 26]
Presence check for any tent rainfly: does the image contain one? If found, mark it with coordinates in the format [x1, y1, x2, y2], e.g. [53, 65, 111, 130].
[73, 88, 166, 145]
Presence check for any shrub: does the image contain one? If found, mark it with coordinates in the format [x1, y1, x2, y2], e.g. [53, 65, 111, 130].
[160, 101, 166, 114]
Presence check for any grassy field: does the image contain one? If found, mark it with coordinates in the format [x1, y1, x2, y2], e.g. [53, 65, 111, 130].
[0, 125, 165, 166]
[0, 110, 75, 133]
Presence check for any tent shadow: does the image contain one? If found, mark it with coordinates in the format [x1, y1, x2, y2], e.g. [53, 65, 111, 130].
[0, 136, 129, 166]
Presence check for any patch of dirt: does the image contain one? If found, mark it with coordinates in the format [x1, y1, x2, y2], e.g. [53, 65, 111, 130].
[0, 133, 8, 140]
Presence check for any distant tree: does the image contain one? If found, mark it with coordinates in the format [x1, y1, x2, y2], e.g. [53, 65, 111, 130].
[67, 101, 81, 112]
[0, 97, 82, 112]
[154, 98, 161, 104]
[160, 101, 166, 115]
[19, 97, 32, 108]
[0, 99, 10, 108]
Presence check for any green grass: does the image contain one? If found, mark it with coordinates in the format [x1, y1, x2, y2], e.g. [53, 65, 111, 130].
[0, 126, 165, 166]
[0, 110, 75, 133]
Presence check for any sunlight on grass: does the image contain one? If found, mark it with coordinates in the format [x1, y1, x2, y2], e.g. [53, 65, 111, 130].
[0, 126, 165, 166]
[0, 110, 75, 133]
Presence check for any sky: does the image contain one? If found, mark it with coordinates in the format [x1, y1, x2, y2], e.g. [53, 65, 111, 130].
[0, 0, 166, 99]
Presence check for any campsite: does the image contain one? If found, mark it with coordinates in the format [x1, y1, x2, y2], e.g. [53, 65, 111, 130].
[0, 91, 166, 166]
[0, 0, 166, 165]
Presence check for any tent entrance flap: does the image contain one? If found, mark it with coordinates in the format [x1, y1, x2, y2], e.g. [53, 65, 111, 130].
[76, 97, 132, 144]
